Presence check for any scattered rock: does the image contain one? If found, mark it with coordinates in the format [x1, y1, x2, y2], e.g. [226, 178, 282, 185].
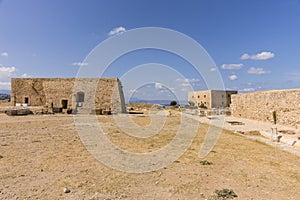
[200, 160, 213, 165]
[244, 131, 261, 136]
[63, 187, 70, 193]
[119, 193, 127, 198]
[234, 130, 244, 134]
[279, 130, 295, 135]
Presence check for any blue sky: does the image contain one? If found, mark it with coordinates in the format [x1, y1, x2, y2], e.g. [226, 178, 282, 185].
[0, 0, 299, 101]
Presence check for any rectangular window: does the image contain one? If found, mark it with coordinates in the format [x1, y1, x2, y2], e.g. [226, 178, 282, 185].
[61, 100, 68, 109]
[24, 97, 29, 104]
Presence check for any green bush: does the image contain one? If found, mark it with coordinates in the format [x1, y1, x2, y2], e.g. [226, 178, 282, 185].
[199, 102, 207, 109]
[200, 160, 213, 165]
[170, 101, 177, 106]
[214, 189, 237, 199]
[272, 111, 277, 124]
[188, 101, 195, 107]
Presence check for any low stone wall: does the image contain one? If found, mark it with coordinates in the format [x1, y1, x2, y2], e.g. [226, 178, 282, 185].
[231, 89, 300, 128]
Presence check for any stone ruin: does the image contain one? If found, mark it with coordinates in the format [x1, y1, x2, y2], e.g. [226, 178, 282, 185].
[10, 78, 126, 114]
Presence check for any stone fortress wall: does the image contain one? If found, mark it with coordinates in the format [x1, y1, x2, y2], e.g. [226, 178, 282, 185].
[231, 89, 300, 128]
[11, 78, 126, 113]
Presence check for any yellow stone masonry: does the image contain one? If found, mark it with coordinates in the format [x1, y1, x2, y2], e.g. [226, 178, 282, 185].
[231, 89, 300, 127]
[10, 78, 126, 113]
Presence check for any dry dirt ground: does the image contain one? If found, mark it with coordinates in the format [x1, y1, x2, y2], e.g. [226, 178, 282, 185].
[1, 112, 300, 200]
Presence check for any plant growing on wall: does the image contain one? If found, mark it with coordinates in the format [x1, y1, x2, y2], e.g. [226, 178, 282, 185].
[199, 102, 207, 109]
[188, 101, 195, 107]
[272, 110, 277, 124]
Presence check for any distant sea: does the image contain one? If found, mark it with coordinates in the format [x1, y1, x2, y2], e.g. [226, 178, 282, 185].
[128, 99, 188, 106]
[0, 90, 10, 94]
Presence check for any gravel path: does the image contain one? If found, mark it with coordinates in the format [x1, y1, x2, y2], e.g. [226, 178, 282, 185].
[184, 112, 300, 157]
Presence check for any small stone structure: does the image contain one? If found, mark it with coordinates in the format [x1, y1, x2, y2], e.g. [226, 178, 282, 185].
[10, 78, 126, 113]
[231, 89, 300, 127]
[188, 90, 237, 109]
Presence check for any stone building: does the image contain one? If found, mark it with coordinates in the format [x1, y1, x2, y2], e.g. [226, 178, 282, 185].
[231, 89, 300, 127]
[188, 90, 237, 109]
[10, 78, 126, 113]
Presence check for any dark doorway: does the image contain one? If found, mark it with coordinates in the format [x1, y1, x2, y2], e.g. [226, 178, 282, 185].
[62, 100, 68, 109]
[76, 92, 85, 102]
[24, 97, 29, 104]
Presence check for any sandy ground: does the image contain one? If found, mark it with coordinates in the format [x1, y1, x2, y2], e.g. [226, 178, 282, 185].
[1, 112, 300, 199]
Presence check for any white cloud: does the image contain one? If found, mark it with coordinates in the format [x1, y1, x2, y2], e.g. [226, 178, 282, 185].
[155, 82, 163, 89]
[0, 81, 10, 90]
[210, 67, 217, 72]
[228, 74, 238, 81]
[0, 65, 17, 79]
[239, 88, 255, 92]
[175, 78, 200, 83]
[240, 53, 250, 60]
[169, 87, 175, 92]
[108, 26, 126, 36]
[1, 52, 8, 57]
[128, 89, 137, 94]
[247, 67, 271, 75]
[221, 63, 243, 70]
[187, 78, 200, 83]
[72, 62, 88, 67]
[181, 82, 190, 87]
[21, 73, 31, 78]
[241, 51, 275, 60]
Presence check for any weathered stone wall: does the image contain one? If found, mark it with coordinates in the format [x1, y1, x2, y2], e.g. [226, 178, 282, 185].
[188, 90, 212, 108]
[188, 90, 237, 108]
[11, 78, 126, 113]
[211, 90, 237, 108]
[231, 89, 300, 127]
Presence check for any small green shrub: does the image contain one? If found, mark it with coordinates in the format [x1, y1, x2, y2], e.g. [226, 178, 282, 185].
[214, 189, 237, 199]
[272, 111, 277, 124]
[170, 101, 177, 106]
[199, 102, 207, 109]
[200, 160, 213, 165]
[188, 101, 195, 107]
